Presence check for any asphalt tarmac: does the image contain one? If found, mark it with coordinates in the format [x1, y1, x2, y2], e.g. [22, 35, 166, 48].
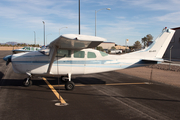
[0, 51, 180, 120]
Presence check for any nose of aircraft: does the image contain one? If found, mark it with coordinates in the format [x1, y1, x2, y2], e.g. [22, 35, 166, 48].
[3, 55, 12, 66]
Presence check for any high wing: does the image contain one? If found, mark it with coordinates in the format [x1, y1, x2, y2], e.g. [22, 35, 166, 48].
[49, 34, 106, 49]
[47, 34, 106, 74]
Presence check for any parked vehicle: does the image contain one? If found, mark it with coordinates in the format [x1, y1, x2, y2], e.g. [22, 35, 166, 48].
[12, 46, 41, 54]
[110, 49, 122, 54]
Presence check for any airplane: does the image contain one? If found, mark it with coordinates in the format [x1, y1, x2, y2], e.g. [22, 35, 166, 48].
[12, 46, 41, 54]
[3, 28, 175, 90]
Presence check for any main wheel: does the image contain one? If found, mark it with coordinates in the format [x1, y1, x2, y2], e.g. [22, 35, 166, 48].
[65, 81, 75, 90]
[23, 78, 32, 87]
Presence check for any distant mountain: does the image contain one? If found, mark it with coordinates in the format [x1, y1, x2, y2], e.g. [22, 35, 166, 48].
[5, 42, 18, 45]
[0, 42, 41, 46]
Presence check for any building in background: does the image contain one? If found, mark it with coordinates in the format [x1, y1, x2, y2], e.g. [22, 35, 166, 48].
[98, 42, 130, 50]
[115, 45, 129, 50]
[98, 42, 115, 49]
[163, 27, 180, 59]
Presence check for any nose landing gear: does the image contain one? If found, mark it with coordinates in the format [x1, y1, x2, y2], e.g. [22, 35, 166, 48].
[23, 77, 32, 87]
[23, 72, 32, 87]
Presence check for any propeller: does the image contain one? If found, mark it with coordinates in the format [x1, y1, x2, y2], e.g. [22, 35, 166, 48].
[3, 55, 12, 66]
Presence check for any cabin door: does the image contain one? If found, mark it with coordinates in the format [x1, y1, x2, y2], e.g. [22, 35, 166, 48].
[71, 50, 86, 74]
[55, 49, 72, 75]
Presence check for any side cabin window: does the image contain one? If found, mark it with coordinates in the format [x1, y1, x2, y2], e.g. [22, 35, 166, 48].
[87, 52, 96, 58]
[57, 49, 71, 57]
[74, 51, 85, 58]
[31, 47, 34, 51]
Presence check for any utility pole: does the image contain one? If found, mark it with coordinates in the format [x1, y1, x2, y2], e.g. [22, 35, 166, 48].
[42, 21, 45, 46]
[79, 0, 80, 34]
[34, 31, 36, 45]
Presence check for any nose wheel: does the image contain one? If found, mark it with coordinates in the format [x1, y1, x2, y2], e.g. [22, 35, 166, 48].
[23, 77, 32, 87]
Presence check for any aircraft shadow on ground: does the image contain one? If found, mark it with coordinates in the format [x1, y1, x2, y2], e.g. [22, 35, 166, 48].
[0, 77, 106, 87]
[1, 74, 179, 103]
[0, 72, 4, 81]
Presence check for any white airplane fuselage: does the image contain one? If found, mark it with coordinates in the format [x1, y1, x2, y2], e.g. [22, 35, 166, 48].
[11, 48, 156, 76]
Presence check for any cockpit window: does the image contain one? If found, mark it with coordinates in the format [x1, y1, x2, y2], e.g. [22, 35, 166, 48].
[99, 51, 108, 57]
[74, 51, 85, 58]
[88, 52, 96, 58]
[57, 49, 71, 57]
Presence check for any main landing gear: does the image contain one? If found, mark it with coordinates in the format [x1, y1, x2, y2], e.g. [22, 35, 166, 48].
[22, 72, 75, 91]
[60, 73, 75, 90]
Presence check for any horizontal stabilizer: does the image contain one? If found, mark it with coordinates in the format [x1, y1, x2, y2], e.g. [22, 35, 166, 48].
[163, 60, 172, 63]
[142, 58, 164, 62]
[49, 34, 106, 49]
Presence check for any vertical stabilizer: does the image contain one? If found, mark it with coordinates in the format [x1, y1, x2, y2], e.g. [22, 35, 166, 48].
[142, 29, 175, 59]
[155, 29, 175, 58]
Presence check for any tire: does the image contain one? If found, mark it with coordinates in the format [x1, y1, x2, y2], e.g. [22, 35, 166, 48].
[65, 81, 75, 90]
[23, 78, 32, 87]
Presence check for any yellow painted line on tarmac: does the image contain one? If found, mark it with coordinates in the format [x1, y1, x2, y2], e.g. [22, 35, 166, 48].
[42, 77, 67, 104]
[53, 82, 151, 87]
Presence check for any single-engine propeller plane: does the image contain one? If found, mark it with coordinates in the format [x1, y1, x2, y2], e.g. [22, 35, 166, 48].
[3, 28, 175, 90]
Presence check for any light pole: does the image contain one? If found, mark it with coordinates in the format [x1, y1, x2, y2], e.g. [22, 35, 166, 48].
[95, 8, 110, 36]
[79, 0, 80, 34]
[34, 31, 36, 45]
[42, 21, 45, 46]
[59, 27, 68, 36]
[46, 33, 52, 45]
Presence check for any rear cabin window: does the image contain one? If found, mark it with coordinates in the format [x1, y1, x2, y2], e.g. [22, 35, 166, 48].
[99, 51, 108, 57]
[74, 51, 85, 58]
[57, 49, 71, 57]
[87, 52, 96, 58]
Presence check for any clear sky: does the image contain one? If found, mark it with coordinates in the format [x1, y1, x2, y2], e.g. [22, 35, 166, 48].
[0, 0, 180, 46]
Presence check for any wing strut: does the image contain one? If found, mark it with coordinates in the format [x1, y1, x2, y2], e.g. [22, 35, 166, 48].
[47, 47, 58, 74]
